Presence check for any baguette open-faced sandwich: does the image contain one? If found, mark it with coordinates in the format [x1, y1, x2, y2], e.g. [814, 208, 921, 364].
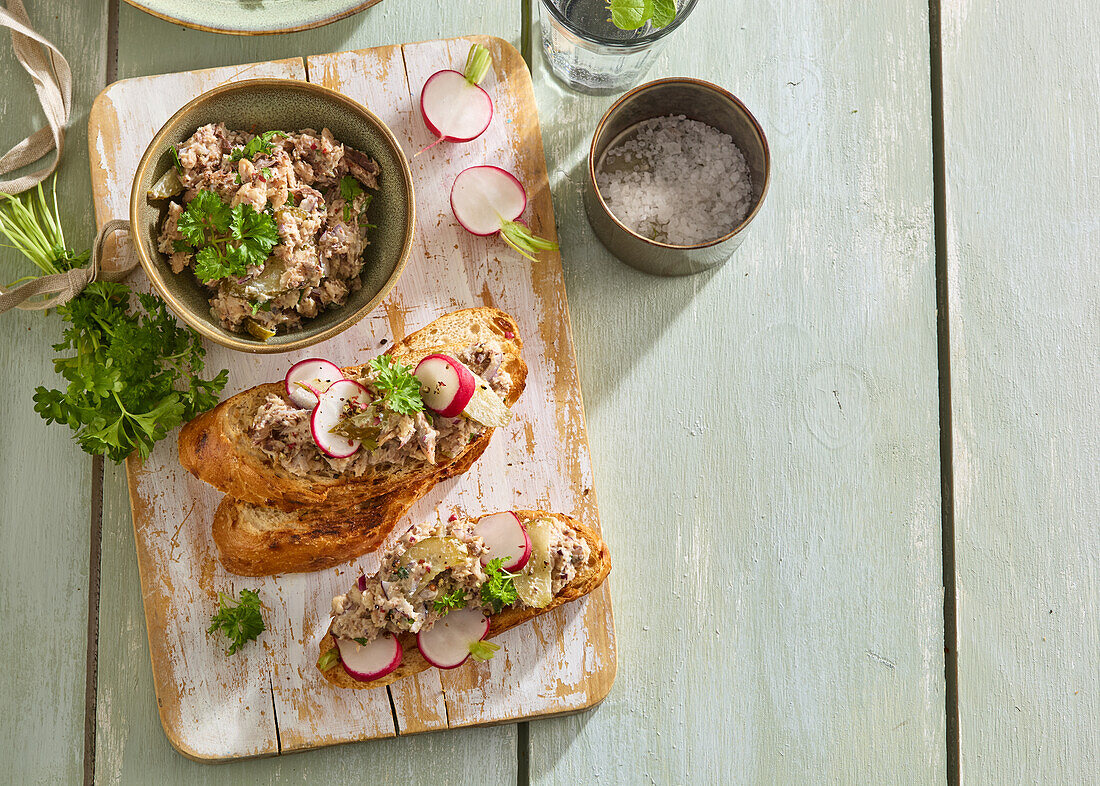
[316, 510, 610, 688]
[177, 307, 527, 575]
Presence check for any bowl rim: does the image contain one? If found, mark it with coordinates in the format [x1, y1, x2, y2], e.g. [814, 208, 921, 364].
[587, 77, 771, 251]
[129, 77, 416, 354]
[120, 0, 384, 36]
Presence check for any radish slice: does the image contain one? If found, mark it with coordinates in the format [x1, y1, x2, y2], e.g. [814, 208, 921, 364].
[335, 635, 402, 682]
[419, 44, 494, 146]
[451, 166, 526, 236]
[474, 512, 531, 572]
[416, 606, 490, 670]
[285, 358, 343, 409]
[450, 166, 559, 261]
[421, 71, 494, 143]
[311, 379, 370, 458]
[415, 354, 476, 418]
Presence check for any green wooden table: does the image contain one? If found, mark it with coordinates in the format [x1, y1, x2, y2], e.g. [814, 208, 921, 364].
[1, 0, 1096, 782]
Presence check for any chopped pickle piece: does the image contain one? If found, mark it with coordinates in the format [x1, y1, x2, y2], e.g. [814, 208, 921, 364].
[513, 518, 553, 608]
[405, 536, 469, 588]
[229, 253, 288, 298]
[462, 374, 511, 428]
[331, 410, 381, 448]
[245, 319, 275, 340]
[147, 167, 183, 200]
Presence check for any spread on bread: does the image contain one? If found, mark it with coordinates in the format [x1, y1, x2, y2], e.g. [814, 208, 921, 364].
[319, 511, 594, 683]
[250, 342, 512, 478]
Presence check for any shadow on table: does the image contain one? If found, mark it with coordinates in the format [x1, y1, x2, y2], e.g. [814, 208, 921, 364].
[549, 151, 723, 416]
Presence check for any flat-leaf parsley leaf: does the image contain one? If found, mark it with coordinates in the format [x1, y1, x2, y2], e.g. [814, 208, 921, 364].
[480, 557, 519, 613]
[369, 355, 424, 415]
[180, 189, 278, 283]
[432, 589, 469, 615]
[207, 589, 266, 655]
[229, 130, 285, 163]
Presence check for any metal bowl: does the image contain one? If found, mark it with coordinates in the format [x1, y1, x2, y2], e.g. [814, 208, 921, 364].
[130, 78, 415, 354]
[585, 77, 770, 276]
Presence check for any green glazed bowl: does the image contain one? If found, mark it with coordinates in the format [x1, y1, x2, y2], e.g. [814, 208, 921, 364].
[130, 79, 415, 354]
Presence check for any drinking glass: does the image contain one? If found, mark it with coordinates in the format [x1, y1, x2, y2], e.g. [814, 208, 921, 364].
[538, 0, 700, 95]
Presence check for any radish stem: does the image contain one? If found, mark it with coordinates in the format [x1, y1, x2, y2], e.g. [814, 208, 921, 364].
[499, 220, 559, 262]
[464, 44, 492, 85]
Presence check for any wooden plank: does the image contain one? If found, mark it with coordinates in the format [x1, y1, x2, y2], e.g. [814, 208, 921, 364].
[526, 0, 946, 781]
[91, 3, 522, 778]
[310, 34, 615, 737]
[940, 0, 1100, 780]
[0, 1, 108, 783]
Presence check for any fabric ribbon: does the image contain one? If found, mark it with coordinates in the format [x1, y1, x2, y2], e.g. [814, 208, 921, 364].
[0, 219, 139, 313]
[0, 3, 137, 314]
[0, 0, 72, 195]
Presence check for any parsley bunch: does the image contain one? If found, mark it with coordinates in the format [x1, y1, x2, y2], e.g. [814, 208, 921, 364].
[33, 283, 229, 462]
[175, 190, 279, 283]
[369, 355, 424, 415]
[0, 178, 228, 463]
[480, 558, 519, 613]
[207, 589, 265, 655]
[606, 0, 676, 30]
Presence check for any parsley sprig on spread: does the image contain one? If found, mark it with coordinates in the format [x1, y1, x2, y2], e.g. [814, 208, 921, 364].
[432, 588, 469, 615]
[207, 589, 266, 655]
[368, 355, 424, 415]
[176, 189, 279, 283]
[0, 178, 228, 463]
[480, 558, 519, 613]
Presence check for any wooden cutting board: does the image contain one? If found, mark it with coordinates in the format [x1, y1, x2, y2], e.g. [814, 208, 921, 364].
[87, 36, 615, 761]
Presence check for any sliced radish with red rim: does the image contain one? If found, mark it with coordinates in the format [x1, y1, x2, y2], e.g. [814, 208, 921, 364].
[285, 358, 343, 409]
[311, 379, 370, 458]
[474, 512, 531, 572]
[414, 354, 476, 418]
[336, 634, 402, 682]
[450, 166, 559, 261]
[416, 606, 490, 670]
[451, 166, 527, 236]
[419, 44, 494, 147]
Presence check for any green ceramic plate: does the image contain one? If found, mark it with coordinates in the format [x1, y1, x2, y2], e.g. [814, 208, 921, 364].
[123, 0, 384, 35]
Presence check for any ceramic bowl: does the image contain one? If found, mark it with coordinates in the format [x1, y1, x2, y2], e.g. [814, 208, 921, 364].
[130, 78, 415, 354]
[584, 77, 770, 276]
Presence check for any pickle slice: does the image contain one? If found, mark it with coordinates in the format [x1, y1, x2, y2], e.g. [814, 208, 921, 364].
[245, 319, 275, 340]
[404, 536, 469, 588]
[512, 518, 553, 609]
[147, 167, 183, 200]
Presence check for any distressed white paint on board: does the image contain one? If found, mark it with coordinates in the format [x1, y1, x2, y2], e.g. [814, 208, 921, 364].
[87, 38, 614, 760]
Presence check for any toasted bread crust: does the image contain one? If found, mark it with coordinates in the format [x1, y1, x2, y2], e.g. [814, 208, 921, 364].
[178, 307, 526, 512]
[209, 428, 497, 576]
[317, 511, 611, 689]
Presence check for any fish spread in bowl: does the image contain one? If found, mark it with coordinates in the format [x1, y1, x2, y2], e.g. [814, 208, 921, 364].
[150, 122, 381, 339]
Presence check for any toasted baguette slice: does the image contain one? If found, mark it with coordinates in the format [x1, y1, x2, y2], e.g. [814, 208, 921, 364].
[210, 432, 496, 576]
[210, 479, 430, 576]
[317, 511, 611, 689]
[178, 307, 526, 512]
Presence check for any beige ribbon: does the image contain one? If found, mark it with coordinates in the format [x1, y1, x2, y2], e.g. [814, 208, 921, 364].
[0, 219, 138, 313]
[0, 0, 71, 195]
[0, 3, 137, 314]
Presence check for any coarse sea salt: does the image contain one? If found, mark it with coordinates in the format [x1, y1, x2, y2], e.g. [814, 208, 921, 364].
[596, 115, 753, 246]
